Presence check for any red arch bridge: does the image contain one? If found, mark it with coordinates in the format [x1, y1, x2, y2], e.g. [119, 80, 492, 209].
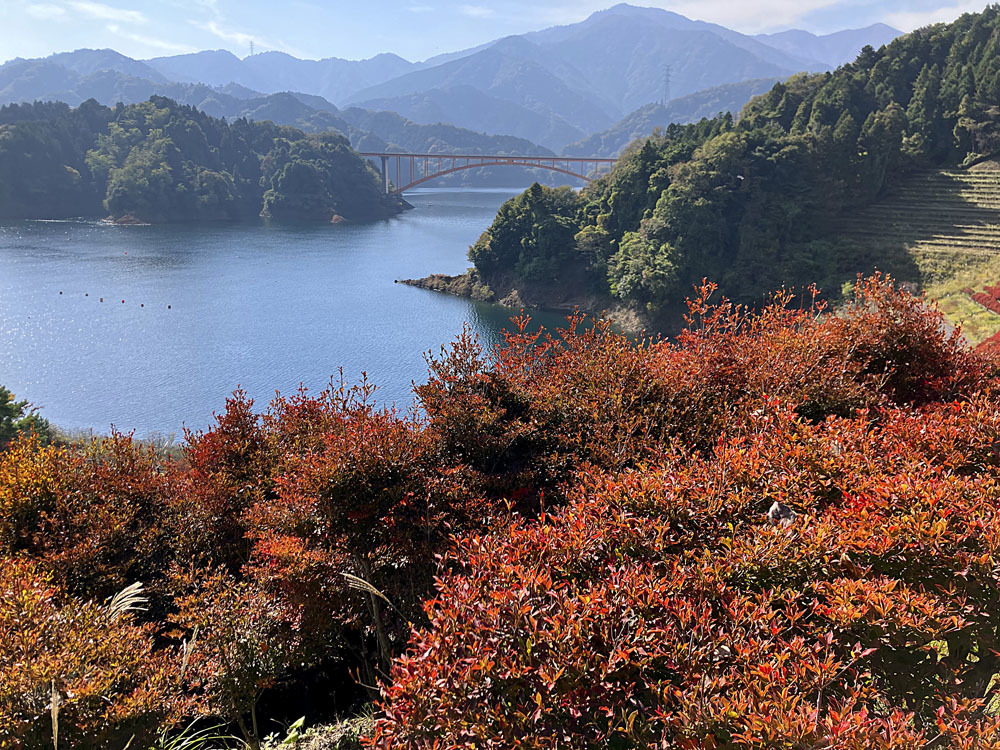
[360, 152, 618, 194]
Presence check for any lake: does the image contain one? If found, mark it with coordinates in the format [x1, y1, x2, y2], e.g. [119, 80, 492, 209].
[0, 188, 566, 437]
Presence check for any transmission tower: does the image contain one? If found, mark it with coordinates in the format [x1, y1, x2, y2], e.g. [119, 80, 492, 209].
[249, 40, 255, 57]
[662, 64, 672, 106]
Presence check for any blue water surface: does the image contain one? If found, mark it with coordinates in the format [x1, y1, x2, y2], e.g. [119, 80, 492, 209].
[0, 189, 566, 437]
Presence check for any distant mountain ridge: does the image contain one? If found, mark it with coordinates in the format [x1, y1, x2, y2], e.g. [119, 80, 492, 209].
[754, 23, 902, 68]
[146, 50, 415, 105]
[0, 5, 902, 152]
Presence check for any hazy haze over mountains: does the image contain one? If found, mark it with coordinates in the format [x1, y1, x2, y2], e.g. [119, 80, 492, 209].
[753, 23, 903, 67]
[146, 50, 416, 106]
[0, 4, 902, 153]
[563, 77, 784, 157]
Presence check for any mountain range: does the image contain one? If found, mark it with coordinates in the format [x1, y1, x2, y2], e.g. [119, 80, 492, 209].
[0, 4, 901, 154]
[343, 6, 899, 148]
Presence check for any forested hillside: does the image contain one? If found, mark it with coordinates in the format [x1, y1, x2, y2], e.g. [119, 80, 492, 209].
[469, 6, 1000, 326]
[0, 96, 404, 223]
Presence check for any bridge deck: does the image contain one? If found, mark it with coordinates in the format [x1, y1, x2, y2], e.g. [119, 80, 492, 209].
[359, 152, 618, 194]
[360, 152, 617, 162]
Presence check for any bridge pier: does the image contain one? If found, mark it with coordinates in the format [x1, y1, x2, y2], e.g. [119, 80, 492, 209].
[380, 155, 390, 195]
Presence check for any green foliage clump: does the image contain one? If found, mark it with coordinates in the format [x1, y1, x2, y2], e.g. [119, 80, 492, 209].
[469, 183, 580, 283]
[0, 386, 51, 451]
[260, 133, 388, 221]
[0, 100, 112, 219]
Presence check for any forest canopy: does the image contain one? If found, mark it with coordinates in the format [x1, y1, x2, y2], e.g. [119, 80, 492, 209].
[0, 96, 403, 223]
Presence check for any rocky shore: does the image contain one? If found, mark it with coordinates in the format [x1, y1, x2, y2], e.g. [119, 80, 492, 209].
[398, 269, 647, 332]
[110, 214, 151, 226]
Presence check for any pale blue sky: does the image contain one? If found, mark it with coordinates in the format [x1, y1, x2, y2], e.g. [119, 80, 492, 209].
[0, 0, 990, 63]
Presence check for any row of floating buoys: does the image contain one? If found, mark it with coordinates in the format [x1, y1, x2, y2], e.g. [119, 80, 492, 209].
[52, 253, 175, 307]
[58, 291, 171, 309]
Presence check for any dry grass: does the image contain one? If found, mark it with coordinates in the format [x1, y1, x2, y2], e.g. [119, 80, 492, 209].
[925, 253, 1000, 344]
[106, 582, 148, 620]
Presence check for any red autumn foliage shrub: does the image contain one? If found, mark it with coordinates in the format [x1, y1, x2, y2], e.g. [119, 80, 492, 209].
[416, 326, 566, 503]
[368, 278, 1000, 748]
[417, 274, 985, 473]
[172, 389, 275, 571]
[168, 566, 299, 743]
[0, 433, 173, 601]
[838, 275, 984, 405]
[248, 379, 496, 680]
[968, 284, 1000, 316]
[369, 399, 1000, 747]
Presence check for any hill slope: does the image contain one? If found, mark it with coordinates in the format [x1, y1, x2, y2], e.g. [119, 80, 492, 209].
[519, 4, 821, 109]
[834, 164, 1000, 342]
[563, 77, 781, 156]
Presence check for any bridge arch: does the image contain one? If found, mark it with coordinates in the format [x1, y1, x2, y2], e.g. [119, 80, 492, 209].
[360, 152, 617, 195]
[399, 160, 598, 191]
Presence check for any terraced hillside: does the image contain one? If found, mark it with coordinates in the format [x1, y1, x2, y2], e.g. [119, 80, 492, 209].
[836, 163, 1000, 343]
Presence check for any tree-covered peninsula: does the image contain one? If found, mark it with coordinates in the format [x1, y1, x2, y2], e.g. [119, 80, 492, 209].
[0, 96, 405, 223]
[458, 6, 1000, 328]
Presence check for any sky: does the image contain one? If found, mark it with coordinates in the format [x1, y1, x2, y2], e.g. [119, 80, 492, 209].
[0, 0, 992, 63]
